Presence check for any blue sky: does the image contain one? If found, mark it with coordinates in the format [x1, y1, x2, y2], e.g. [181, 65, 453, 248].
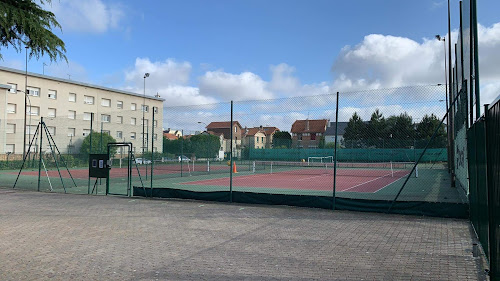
[1, 0, 499, 113]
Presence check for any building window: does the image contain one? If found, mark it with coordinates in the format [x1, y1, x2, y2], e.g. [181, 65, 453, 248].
[310, 133, 316, 140]
[131, 103, 137, 111]
[47, 126, 56, 136]
[131, 118, 136, 125]
[48, 108, 56, 118]
[130, 132, 136, 140]
[255, 137, 258, 143]
[102, 130, 110, 135]
[141, 119, 148, 126]
[83, 112, 92, 121]
[84, 95, 94, 105]
[117, 116, 123, 124]
[68, 110, 76, 119]
[261, 137, 264, 143]
[101, 114, 111, 123]
[234, 126, 237, 133]
[141, 104, 149, 112]
[67, 128, 75, 137]
[116, 131, 123, 139]
[101, 98, 111, 107]
[25, 125, 37, 135]
[154, 134, 158, 140]
[48, 90, 57, 99]
[297, 133, 302, 140]
[28, 106, 40, 116]
[69, 93, 76, 102]
[7, 103, 16, 113]
[153, 120, 158, 127]
[27, 86, 40, 97]
[117, 101, 123, 109]
[7, 83, 17, 94]
[6, 123, 16, 134]
[5, 144, 15, 153]
[83, 129, 91, 137]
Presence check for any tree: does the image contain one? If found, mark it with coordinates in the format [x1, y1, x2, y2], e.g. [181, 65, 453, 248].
[386, 113, 414, 148]
[0, 0, 66, 61]
[343, 112, 366, 148]
[365, 109, 387, 147]
[272, 131, 292, 148]
[189, 134, 220, 159]
[416, 114, 447, 148]
[79, 132, 117, 159]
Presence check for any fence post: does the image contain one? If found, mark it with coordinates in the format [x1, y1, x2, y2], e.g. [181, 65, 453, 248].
[88, 112, 93, 194]
[332, 92, 339, 210]
[229, 100, 233, 203]
[37, 118, 43, 192]
[150, 108, 155, 191]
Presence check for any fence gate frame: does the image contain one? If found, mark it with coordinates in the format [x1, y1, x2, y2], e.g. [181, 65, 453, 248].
[106, 142, 133, 197]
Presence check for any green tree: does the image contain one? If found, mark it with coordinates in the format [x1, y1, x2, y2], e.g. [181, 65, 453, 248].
[272, 131, 291, 148]
[366, 109, 387, 147]
[343, 112, 366, 148]
[416, 114, 447, 148]
[0, 0, 66, 61]
[79, 132, 117, 159]
[386, 113, 414, 148]
[189, 134, 220, 159]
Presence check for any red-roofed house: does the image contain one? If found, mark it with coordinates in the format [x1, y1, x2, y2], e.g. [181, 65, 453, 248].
[205, 121, 243, 157]
[163, 132, 178, 140]
[243, 126, 280, 149]
[290, 119, 329, 148]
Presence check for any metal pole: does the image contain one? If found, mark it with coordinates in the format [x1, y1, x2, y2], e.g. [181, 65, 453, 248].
[23, 46, 28, 157]
[150, 109, 155, 190]
[448, 0, 455, 186]
[180, 130, 183, 177]
[472, 0, 480, 119]
[146, 122, 148, 180]
[459, 2, 468, 129]
[229, 101, 233, 203]
[88, 113, 93, 194]
[332, 92, 339, 210]
[37, 118, 44, 192]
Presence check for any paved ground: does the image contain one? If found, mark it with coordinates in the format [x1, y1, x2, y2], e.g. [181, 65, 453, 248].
[0, 189, 487, 281]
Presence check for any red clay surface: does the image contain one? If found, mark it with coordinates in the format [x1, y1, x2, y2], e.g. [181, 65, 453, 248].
[9, 164, 228, 179]
[182, 169, 410, 193]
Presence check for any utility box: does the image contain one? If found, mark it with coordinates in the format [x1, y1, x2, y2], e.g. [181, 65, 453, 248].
[89, 154, 110, 178]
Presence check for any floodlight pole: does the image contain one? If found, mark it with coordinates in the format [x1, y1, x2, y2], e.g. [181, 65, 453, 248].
[23, 46, 28, 157]
[143, 73, 149, 179]
[332, 92, 339, 210]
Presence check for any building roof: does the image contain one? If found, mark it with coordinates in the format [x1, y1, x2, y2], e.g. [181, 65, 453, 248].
[206, 121, 243, 129]
[291, 119, 328, 133]
[262, 127, 279, 136]
[163, 133, 178, 140]
[207, 130, 224, 137]
[0, 66, 164, 102]
[245, 127, 266, 137]
[324, 122, 349, 136]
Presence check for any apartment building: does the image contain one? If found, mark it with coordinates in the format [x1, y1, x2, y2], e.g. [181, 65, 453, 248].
[0, 66, 164, 155]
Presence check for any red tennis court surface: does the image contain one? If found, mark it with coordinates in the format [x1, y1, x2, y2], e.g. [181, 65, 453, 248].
[182, 169, 410, 193]
[9, 164, 227, 179]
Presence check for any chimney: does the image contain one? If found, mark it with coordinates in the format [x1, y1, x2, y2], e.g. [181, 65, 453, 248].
[305, 119, 310, 131]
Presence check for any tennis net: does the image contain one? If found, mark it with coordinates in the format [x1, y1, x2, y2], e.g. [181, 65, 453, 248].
[252, 160, 417, 178]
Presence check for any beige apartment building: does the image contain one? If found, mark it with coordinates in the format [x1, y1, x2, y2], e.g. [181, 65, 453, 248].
[0, 66, 164, 156]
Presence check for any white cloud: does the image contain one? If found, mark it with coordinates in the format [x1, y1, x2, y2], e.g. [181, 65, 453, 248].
[199, 70, 274, 100]
[124, 58, 191, 90]
[47, 0, 125, 33]
[268, 63, 301, 93]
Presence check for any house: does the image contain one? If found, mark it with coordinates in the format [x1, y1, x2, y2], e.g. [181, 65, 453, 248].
[205, 121, 243, 158]
[164, 128, 182, 137]
[290, 119, 329, 148]
[243, 127, 267, 149]
[324, 122, 349, 145]
[261, 126, 280, 148]
[163, 132, 178, 140]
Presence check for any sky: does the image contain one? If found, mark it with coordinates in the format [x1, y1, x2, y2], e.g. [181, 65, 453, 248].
[1, 0, 499, 130]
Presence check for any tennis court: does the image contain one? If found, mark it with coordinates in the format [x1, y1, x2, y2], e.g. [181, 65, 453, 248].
[181, 161, 412, 193]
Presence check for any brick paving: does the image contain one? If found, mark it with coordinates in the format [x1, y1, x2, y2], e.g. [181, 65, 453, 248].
[0, 189, 486, 280]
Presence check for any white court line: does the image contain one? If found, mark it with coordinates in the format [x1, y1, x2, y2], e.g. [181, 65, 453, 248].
[297, 174, 329, 181]
[341, 172, 394, 192]
[370, 171, 410, 193]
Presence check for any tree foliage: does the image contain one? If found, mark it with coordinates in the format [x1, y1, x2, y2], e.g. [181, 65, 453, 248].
[342, 110, 447, 149]
[272, 131, 292, 148]
[0, 0, 66, 61]
[163, 134, 221, 159]
[79, 132, 118, 159]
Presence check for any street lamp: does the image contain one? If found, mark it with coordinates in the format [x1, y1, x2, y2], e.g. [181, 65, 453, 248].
[23, 46, 29, 157]
[436, 34, 451, 174]
[143, 73, 149, 179]
[197, 121, 208, 130]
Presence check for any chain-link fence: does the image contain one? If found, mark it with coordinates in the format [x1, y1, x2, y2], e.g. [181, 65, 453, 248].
[3, 85, 469, 217]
